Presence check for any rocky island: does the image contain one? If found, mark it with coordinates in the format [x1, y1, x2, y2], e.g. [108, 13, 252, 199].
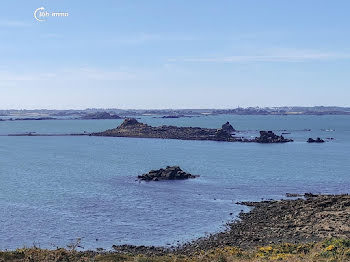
[80, 112, 122, 120]
[138, 166, 198, 181]
[92, 118, 293, 143]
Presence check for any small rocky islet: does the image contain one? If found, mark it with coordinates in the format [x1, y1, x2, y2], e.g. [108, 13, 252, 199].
[92, 118, 293, 143]
[307, 137, 325, 143]
[138, 166, 198, 181]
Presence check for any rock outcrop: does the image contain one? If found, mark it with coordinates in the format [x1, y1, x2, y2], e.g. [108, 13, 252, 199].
[138, 166, 198, 181]
[307, 137, 325, 143]
[221, 122, 235, 133]
[255, 131, 293, 143]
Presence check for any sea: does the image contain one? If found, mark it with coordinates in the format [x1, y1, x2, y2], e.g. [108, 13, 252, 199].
[0, 115, 349, 250]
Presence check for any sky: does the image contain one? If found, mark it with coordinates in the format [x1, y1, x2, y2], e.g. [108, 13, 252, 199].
[0, 0, 350, 109]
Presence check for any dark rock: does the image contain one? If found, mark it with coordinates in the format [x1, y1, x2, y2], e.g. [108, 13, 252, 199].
[161, 115, 181, 118]
[307, 137, 325, 143]
[304, 192, 318, 198]
[255, 131, 293, 143]
[221, 121, 236, 133]
[214, 129, 233, 141]
[286, 193, 303, 197]
[138, 166, 198, 181]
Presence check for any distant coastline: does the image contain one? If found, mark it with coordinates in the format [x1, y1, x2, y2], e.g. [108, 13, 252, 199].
[0, 106, 350, 121]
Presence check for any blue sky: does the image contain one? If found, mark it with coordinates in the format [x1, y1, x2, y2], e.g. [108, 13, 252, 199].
[0, 0, 349, 109]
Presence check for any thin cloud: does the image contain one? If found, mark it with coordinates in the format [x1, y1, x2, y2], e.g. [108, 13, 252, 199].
[170, 51, 350, 63]
[0, 71, 55, 81]
[0, 20, 31, 27]
[63, 67, 136, 81]
[40, 33, 64, 39]
[110, 33, 196, 44]
[0, 68, 136, 82]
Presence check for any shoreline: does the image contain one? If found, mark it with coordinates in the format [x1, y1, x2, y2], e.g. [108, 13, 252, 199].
[108, 194, 350, 256]
[2, 194, 349, 256]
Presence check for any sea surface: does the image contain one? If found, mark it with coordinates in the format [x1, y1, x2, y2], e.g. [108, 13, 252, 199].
[0, 115, 349, 250]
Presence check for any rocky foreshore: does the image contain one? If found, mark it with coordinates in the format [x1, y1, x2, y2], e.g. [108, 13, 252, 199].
[92, 118, 293, 143]
[178, 194, 350, 254]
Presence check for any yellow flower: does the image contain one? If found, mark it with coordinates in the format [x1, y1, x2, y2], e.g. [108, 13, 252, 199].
[259, 246, 273, 253]
[325, 244, 336, 251]
[271, 254, 292, 260]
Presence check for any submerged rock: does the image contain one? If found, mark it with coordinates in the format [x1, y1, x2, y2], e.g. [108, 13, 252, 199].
[138, 166, 198, 181]
[307, 137, 325, 143]
[161, 115, 181, 118]
[255, 131, 293, 143]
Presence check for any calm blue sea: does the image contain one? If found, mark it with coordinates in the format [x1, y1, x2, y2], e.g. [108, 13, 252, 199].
[0, 115, 349, 250]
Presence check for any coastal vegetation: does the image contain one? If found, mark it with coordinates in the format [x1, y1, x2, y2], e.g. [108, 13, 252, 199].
[2, 239, 350, 261]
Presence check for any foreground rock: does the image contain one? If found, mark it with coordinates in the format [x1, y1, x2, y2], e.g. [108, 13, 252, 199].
[254, 131, 293, 143]
[178, 194, 350, 254]
[138, 166, 198, 181]
[307, 137, 325, 143]
[92, 118, 293, 143]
